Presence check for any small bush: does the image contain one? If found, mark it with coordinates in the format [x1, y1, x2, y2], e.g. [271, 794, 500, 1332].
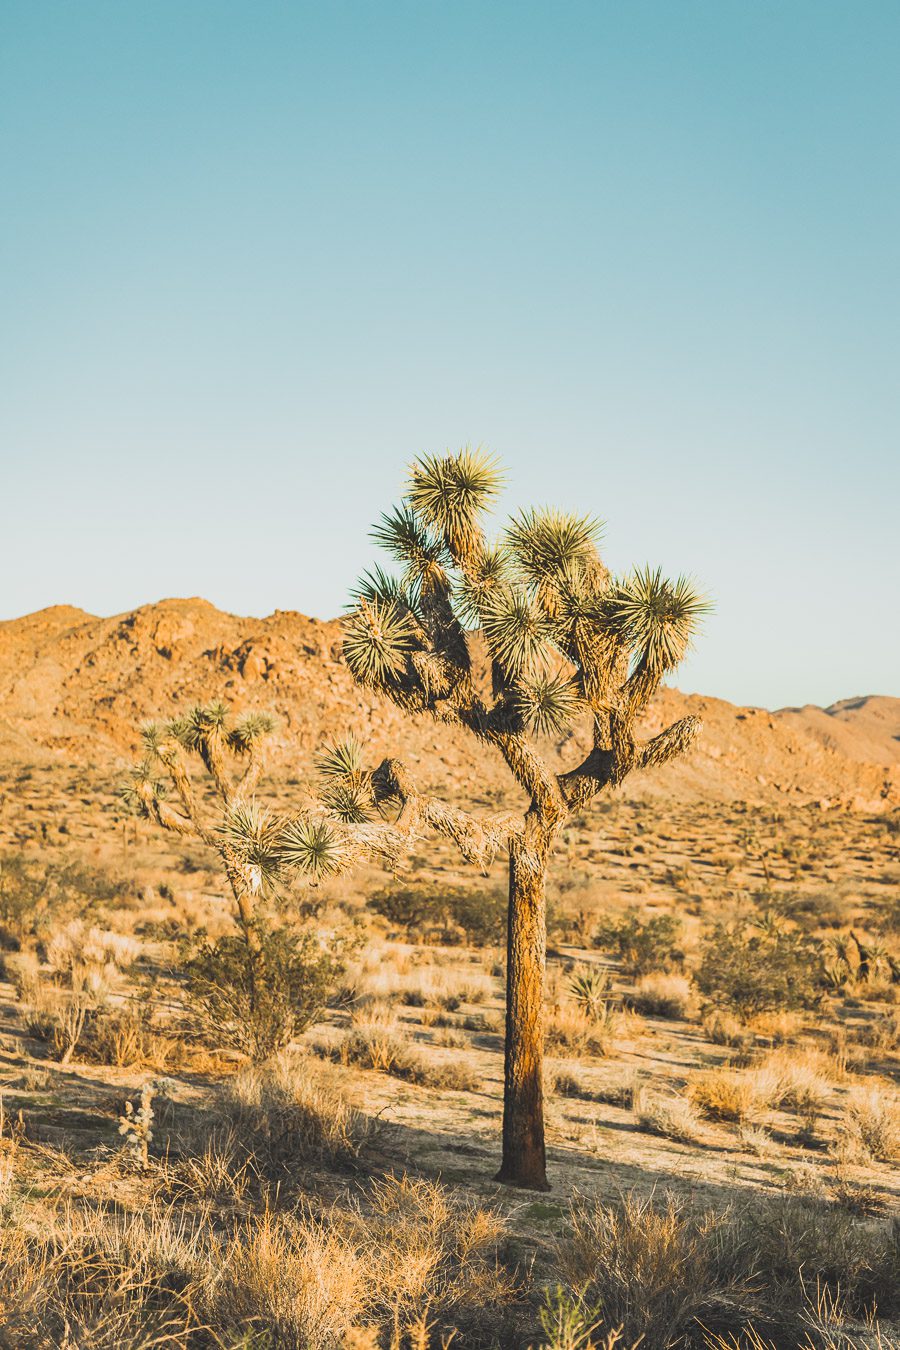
[368, 882, 505, 945]
[592, 910, 682, 976]
[695, 922, 822, 1017]
[179, 922, 348, 1062]
[444, 888, 506, 946]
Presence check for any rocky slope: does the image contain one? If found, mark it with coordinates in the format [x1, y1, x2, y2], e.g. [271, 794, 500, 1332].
[0, 598, 896, 811]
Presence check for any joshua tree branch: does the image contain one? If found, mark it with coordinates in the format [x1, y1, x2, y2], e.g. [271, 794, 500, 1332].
[136, 783, 203, 841]
[335, 756, 522, 870]
[638, 715, 701, 769]
[490, 731, 567, 824]
[199, 733, 235, 804]
[558, 714, 701, 808]
[232, 743, 267, 805]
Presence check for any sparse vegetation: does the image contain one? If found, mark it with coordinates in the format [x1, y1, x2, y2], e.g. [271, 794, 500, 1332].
[179, 921, 349, 1061]
[695, 920, 823, 1016]
[1, 571, 898, 1345]
[592, 910, 683, 976]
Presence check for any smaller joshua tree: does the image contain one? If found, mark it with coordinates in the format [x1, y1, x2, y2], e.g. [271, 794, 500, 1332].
[124, 704, 363, 1059]
[124, 703, 286, 949]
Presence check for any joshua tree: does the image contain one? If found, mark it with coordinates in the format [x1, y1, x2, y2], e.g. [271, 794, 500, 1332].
[328, 449, 709, 1190]
[124, 703, 292, 947]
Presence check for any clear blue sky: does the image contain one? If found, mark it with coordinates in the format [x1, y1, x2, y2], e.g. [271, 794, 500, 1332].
[2, 2, 897, 709]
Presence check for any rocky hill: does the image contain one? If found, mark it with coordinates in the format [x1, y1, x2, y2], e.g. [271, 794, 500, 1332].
[0, 598, 897, 812]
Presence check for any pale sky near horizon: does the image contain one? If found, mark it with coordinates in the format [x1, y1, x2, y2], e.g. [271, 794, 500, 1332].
[1, 2, 898, 710]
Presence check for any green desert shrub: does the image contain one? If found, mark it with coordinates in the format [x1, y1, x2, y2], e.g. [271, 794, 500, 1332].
[369, 881, 505, 945]
[179, 922, 349, 1062]
[592, 909, 682, 975]
[0, 853, 131, 949]
[695, 922, 822, 1017]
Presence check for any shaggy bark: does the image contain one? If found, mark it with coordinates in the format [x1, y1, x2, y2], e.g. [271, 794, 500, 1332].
[496, 831, 552, 1189]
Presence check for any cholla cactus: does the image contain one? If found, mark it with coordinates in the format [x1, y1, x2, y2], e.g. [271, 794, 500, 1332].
[333, 449, 709, 1189]
[118, 1080, 155, 1169]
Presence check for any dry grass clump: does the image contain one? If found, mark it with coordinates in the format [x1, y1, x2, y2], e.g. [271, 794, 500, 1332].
[202, 1175, 523, 1346]
[690, 1048, 837, 1135]
[554, 1190, 900, 1349]
[349, 948, 494, 1011]
[552, 1069, 589, 1099]
[360, 1173, 521, 1338]
[857, 1009, 900, 1052]
[199, 1209, 370, 1347]
[632, 1086, 701, 1143]
[747, 1010, 804, 1045]
[0, 1205, 202, 1349]
[218, 1051, 372, 1174]
[690, 1069, 759, 1124]
[842, 1085, 900, 1162]
[630, 972, 693, 1020]
[44, 919, 140, 978]
[342, 1008, 421, 1078]
[546, 1004, 620, 1058]
[0, 1174, 522, 1348]
[752, 1048, 835, 1117]
[555, 1191, 744, 1347]
[702, 1009, 750, 1048]
[162, 1126, 253, 1205]
[340, 1009, 478, 1091]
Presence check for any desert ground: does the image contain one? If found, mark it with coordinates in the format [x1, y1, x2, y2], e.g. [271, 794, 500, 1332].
[0, 599, 897, 1348]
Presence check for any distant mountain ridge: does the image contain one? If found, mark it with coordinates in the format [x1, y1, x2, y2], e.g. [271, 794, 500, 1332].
[0, 598, 896, 812]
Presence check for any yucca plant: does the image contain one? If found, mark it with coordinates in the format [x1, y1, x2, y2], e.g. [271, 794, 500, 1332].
[568, 967, 612, 1021]
[329, 448, 709, 1189]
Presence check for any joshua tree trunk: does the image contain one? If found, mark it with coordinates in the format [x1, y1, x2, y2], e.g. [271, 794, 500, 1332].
[496, 831, 551, 1190]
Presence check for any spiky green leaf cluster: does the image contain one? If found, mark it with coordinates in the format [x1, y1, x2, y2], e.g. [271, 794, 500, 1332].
[316, 736, 375, 822]
[315, 735, 364, 780]
[320, 778, 374, 823]
[343, 599, 416, 685]
[226, 712, 277, 754]
[371, 506, 448, 593]
[139, 721, 165, 756]
[511, 671, 583, 738]
[277, 818, 346, 878]
[480, 587, 553, 678]
[168, 702, 229, 750]
[120, 761, 167, 814]
[350, 565, 418, 611]
[453, 541, 510, 627]
[220, 802, 285, 891]
[505, 508, 603, 586]
[407, 448, 502, 557]
[605, 567, 710, 673]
